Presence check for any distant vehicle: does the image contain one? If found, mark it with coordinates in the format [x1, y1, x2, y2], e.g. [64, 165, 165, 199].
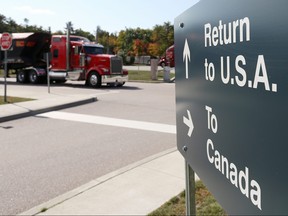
[159, 45, 174, 68]
[0, 32, 128, 87]
[134, 55, 151, 65]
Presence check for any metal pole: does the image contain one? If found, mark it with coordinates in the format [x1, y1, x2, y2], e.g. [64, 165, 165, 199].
[4, 50, 7, 102]
[185, 161, 196, 215]
[66, 22, 71, 71]
[46, 53, 50, 93]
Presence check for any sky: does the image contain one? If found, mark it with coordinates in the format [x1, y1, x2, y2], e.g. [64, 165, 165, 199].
[1, 0, 199, 34]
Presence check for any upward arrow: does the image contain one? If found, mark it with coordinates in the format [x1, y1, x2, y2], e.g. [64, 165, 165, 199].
[183, 39, 191, 79]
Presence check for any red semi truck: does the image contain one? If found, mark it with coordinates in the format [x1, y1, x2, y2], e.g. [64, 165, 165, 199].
[0, 32, 128, 87]
[159, 44, 175, 68]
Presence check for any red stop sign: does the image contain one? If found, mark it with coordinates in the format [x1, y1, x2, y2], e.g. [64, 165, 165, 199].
[1, 32, 12, 51]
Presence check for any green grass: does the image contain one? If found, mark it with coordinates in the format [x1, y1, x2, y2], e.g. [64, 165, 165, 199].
[148, 181, 227, 216]
[0, 70, 33, 105]
[0, 96, 34, 105]
[0, 69, 15, 77]
[128, 70, 175, 82]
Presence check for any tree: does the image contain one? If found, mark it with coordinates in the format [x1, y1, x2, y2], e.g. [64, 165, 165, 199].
[0, 12, 175, 60]
[0, 14, 9, 32]
[116, 28, 152, 55]
[24, 18, 29, 27]
[95, 26, 118, 54]
[74, 28, 95, 41]
[53, 30, 64, 35]
[115, 22, 174, 59]
[151, 22, 174, 56]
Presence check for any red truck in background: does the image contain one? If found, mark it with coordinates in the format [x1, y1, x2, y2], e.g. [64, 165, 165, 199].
[159, 44, 175, 68]
[0, 32, 128, 87]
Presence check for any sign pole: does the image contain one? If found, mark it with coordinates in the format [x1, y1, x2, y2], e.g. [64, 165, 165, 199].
[4, 50, 7, 102]
[185, 161, 196, 215]
[46, 53, 50, 93]
[1, 32, 13, 103]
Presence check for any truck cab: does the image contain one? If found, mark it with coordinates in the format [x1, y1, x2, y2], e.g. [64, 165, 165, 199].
[49, 35, 128, 87]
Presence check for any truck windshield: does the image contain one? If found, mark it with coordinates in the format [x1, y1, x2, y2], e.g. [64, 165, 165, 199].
[83, 46, 104, 55]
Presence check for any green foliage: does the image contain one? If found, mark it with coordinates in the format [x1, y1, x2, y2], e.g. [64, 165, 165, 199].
[0, 14, 49, 33]
[0, 13, 173, 58]
[151, 22, 174, 56]
[73, 28, 95, 42]
[148, 181, 227, 216]
[115, 22, 173, 63]
[128, 70, 174, 82]
[0, 96, 34, 105]
[96, 26, 118, 54]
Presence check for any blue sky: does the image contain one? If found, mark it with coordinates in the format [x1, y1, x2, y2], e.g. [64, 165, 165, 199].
[1, 0, 199, 34]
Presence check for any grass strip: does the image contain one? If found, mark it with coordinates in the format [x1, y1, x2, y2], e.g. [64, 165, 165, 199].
[148, 181, 227, 216]
[0, 96, 34, 105]
[128, 70, 175, 82]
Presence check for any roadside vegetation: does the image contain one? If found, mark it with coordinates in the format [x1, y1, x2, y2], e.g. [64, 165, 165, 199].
[0, 14, 174, 64]
[0, 69, 33, 105]
[128, 69, 175, 82]
[149, 181, 226, 216]
[0, 96, 33, 105]
[0, 69, 15, 77]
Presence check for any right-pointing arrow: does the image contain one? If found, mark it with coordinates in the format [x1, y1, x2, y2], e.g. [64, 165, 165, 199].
[183, 109, 194, 137]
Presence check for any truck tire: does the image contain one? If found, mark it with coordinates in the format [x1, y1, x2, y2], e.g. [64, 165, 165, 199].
[28, 70, 39, 84]
[160, 62, 166, 68]
[17, 70, 27, 83]
[116, 82, 125, 87]
[88, 72, 101, 88]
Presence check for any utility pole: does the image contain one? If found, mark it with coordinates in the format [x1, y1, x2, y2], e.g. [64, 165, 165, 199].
[66, 22, 72, 71]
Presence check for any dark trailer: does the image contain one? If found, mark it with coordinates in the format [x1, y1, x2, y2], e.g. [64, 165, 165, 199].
[0, 32, 51, 83]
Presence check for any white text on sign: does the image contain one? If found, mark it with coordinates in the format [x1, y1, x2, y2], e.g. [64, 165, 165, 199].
[205, 105, 262, 210]
[203, 17, 277, 93]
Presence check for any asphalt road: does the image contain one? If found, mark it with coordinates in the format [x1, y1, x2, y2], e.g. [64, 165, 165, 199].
[0, 82, 176, 215]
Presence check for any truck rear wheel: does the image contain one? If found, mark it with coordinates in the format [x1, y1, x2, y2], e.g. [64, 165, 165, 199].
[116, 82, 125, 87]
[17, 70, 27, 83]
[88, 72, 101, 88]
[28, 70, 39, 84]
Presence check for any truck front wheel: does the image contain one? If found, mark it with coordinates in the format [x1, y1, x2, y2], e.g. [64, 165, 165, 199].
[88, 72, 101, 88]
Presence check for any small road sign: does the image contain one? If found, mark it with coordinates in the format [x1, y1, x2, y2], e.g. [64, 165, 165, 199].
[1, 32, 12, 51]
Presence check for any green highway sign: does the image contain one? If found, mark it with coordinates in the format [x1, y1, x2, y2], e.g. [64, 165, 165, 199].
[175, 0, 288, 214]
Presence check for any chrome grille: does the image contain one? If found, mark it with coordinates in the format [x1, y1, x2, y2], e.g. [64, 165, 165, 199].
[110, 56, 123, 74]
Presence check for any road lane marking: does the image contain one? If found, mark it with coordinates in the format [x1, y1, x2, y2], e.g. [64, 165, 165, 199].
[37, 111, 176, 134]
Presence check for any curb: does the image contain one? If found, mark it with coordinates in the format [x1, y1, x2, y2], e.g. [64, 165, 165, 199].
[18, 147, 177, 216]
[0, 97, 97, 123]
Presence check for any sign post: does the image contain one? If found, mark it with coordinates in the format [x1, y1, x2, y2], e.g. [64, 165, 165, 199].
[3, 50, 7, 102]
[185, 161, 195, 215]
[46, 53, 50, 93]
[175, 0, 288, 214]
[1, 32, 13, 103]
